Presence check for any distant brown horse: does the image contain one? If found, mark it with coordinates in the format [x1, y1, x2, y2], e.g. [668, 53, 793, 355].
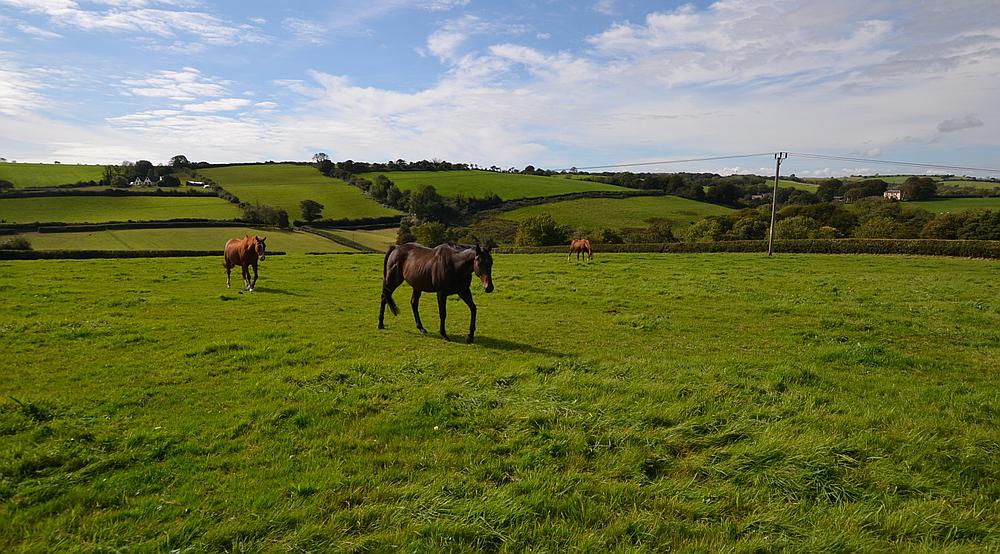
[568, 239, 592, 261]
[379, 241, 494, 343]
[224, 235, 267, 292]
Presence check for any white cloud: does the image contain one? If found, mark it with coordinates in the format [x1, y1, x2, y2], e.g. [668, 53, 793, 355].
[15, 21, 62, 39]
[593, 0, 616, 16]
[283, 17, 327, 45]
[120, 68, 231, 101]
[426, 15, 526, 62]
[418, 0, 470, 11]
[0, 52, 44, 115]
[937, 115, 984, 133]
[0, 0, 268, 48]
[182, 98, 253, 112]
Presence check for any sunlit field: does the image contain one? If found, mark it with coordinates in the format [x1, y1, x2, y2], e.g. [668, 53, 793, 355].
[0, 163, 104, 188]
[501, 195, 733, 230]
[199, 165, 399, 220]
[2, 253, 997, 551]
[0, 196, 243, 224]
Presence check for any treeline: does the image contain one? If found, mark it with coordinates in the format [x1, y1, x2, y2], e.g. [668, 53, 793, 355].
[678, 200, 1000, 242]
[316, 158, 471, 176]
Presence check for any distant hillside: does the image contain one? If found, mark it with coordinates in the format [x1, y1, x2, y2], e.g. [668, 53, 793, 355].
[199, 164, 399, 220]
[0, 163, 104, 188]
[500, 195, 733, 231]
[357, 170, 627, 200]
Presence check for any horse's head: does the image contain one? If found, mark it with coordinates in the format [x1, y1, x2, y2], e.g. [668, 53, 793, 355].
[473, 241, 494, 293]
[254, 235, 267, 261]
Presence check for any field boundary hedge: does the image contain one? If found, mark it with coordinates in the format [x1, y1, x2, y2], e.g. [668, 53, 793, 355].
[0, 250, 286, 260]
[1, 189, 218, 199]
[497, 239, 1000, 258]
[0, 220, 253, 233]
[295, 216, 402, 229]
[297, 227, 374, 253]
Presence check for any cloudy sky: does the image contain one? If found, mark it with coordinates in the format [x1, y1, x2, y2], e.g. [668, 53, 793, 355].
[1, 0, 998, 177]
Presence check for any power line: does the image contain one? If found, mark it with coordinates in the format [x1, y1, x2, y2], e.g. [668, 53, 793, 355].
[559, 153, 774, 172]
[787, 152, 1000, 174]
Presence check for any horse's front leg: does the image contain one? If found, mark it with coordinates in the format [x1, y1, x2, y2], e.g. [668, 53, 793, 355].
[437, 292, 449, 341]
[250, 262, 258, 292]
[458, 289, 476, 344]
[241, 265, 250, 290]
[411, 290, 427, 334]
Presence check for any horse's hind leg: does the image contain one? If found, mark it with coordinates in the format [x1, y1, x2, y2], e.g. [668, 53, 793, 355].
[226, 265, 232, 288]
[411, 290, 427, 334]
[437, 292, 449, 341]
[378, 270, 404, 329]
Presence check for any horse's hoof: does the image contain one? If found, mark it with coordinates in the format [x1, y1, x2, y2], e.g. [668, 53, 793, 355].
[378, 324, 385, 330]
[418, 327, 427, 334]
[441, 334, 450, 341]
[466, 335, 474, 344]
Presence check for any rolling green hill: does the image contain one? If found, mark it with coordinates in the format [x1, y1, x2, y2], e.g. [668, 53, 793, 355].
[0, 163, 104, 188]
[0, 196, 242, 224]
[357, 170, 628, 200]
[12, 227, 353, 254]
[500, 195, 733, 230]
[909, 197, 1000, 213]
[199, 164, 399, 220]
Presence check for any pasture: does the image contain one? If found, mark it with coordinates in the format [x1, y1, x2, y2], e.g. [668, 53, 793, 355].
[11, 227, 352, 254]
[322, 227, 397, 252]
[0, 163, 104, 188]
[909, 197, 1000, 213]
[198, 165, 399, 220]
[500, 195, 733, 230]
[357, 170, 627, 200]
[2, 253, 998, 551]
[0, 196, 242, 224]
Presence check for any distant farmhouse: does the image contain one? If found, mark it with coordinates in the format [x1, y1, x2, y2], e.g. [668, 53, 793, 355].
[129, 176, 160, 186]
[884, 189, 902, 201]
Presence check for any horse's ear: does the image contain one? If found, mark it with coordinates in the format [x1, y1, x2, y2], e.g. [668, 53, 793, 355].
[261, 236, 267, 242]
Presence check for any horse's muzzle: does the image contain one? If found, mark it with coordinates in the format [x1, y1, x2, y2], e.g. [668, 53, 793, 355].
[483, 280, 494, 293]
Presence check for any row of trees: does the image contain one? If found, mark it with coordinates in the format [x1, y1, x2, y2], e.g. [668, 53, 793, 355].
[101, 160, 181, 188]
[677, 199, 1000, 242]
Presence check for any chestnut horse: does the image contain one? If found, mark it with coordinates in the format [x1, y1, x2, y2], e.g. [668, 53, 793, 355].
[379, 241, 494, 343]
[568, 239, 593, 261]
[224, 235, 267, 292]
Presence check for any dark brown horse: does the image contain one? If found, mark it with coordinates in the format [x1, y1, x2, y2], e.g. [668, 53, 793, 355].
[568, 239, 592, 261]
[224, 235, 267, 292]
[379, 241, 494, 343]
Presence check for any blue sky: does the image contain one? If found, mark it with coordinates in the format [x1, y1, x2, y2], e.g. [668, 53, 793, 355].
[1, 0, 998, 177]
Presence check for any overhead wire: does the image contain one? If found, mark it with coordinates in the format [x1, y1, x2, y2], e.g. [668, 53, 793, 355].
[556, 152, 1000, 175]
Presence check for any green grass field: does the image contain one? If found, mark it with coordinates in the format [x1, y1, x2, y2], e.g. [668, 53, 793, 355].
[324, 228, 397, 252]
[2, 253, 997, 551]
[909, 197, 1000, 213]
[12, 227, 352, 254]
[777, 179, 817, 191]
[0, 196, 243, 224]
[500, 195, 733, 230]
[199, 165, 399, 220]
[0, 163, 104, 188]
[357, 170, 628, 200]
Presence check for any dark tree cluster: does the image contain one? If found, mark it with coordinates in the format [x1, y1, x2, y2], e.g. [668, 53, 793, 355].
[243, 202, 289, 228]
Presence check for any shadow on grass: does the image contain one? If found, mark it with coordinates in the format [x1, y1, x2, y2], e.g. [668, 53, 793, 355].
[473, 335, 567, 357]
[252, 287, 303, 297]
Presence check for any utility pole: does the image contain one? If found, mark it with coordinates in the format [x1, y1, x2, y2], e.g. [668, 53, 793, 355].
[767, 152, 788, 256]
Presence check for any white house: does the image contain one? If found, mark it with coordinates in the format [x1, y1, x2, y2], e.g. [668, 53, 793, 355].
[884, 189, 902, 201]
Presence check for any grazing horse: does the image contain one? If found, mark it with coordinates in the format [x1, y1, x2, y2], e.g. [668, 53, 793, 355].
[568, 239, 593, 261]
[379, 241, 494, 343]
[224, 235, 267, 292]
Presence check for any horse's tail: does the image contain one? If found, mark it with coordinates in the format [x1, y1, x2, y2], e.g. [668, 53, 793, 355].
[382, 245, 399, 316]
